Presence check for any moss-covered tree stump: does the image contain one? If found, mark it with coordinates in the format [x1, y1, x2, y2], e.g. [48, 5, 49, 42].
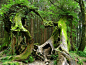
[1, 0, 43, 61]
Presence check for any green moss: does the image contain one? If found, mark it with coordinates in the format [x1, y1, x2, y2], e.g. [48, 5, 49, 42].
[11, 13, 26, 31]
[67, 39, 71, 51]
[52, 17, 69, 52]
[12, 43, 33, 60]
[28, 55, 34, 63]
[2, 61, 20, 65]
[52, 26, 59, 40]
[43, 19, 53, 26]
[58, 17, 67, 41]
[58, 17, 69, 52]
[10, 13, 31, 40]
[52, 17, 68, 41]
[34, 43, 39, 45]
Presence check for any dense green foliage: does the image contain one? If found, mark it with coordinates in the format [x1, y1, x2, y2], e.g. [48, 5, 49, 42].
[77, 51, 86, 57]
[0, 0, 31, 16]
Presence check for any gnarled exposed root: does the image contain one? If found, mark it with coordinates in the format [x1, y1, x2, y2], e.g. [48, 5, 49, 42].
[12, 43, 33, 61]
[55, 50, 76, 65]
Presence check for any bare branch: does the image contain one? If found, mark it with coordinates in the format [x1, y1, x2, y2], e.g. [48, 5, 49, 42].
[50, 1, 57, 7]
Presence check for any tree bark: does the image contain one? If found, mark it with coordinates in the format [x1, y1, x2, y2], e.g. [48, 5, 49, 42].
[55, 17, 68, 53]
[55, 17, 76, 65]
[70, 21, 73, 50]
[11, 36, 16, 55]
[44, 28, 47, 42]
[37, 16, 39, 43]
[41, 22, 44, 44]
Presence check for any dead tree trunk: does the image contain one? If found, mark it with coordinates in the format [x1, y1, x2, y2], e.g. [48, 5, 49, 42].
[55, 17, 75, 65]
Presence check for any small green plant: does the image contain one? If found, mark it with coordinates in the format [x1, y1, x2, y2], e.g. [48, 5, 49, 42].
[0, 56, 12, 63]
[83, 59, 86, 62]
[54, 60, 57, 65]
[22, 55, 34, 63]
[2, 62, 19, 65]
[83, 47, 86, 53]
[24, 60, 28, 63]
[51, 54, 58, 60]
[77, 58, 83, 65]
[28, 55, 34, 63]
[77, 51, 86, 57]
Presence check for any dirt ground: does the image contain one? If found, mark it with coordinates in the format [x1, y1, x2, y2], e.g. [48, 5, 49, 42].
[28, 61, 54, 65]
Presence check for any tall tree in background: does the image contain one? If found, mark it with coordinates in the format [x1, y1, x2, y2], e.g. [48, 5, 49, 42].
[31, 0, 34, 40]
[74, 0, 86, 51]
[78, 0, 86, 51]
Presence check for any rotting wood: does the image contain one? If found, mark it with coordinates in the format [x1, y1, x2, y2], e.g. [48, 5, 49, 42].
[11, 35, 16, 55]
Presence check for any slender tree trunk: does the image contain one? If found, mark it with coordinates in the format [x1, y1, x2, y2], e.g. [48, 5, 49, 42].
[78, 14, 82, 48]
[44, 28, 47, 42]
[41, 22, 44, 44]
[70, 22, 73, 50]
[37, 16, 39, 43]
[31, 14, 34, 39]
[78, 0, 86, 51]
[1, 22, 3, 37]
[73, 25, 76, 50]
[47, 27, 49, 40]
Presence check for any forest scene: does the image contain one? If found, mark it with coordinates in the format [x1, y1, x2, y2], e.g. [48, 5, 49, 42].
[0, 0, 86, 65]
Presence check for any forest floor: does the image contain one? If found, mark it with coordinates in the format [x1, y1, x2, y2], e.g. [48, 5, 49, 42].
[20, 52, 86, 65]
[79, 57, 86, 65]
[0, 51, 86, 65]
[69, 52, 86, 65]
[28, 60, 54, 65]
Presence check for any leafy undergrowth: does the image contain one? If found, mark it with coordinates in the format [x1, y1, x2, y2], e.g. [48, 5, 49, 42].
[69, 50, 86, 65]
[0, 51, 58, 65]
[0, 50, 35, 65]
[77, 51, 86, 57]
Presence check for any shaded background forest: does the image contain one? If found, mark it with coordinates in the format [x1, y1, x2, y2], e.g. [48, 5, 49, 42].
[0, 0, 86, 51]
